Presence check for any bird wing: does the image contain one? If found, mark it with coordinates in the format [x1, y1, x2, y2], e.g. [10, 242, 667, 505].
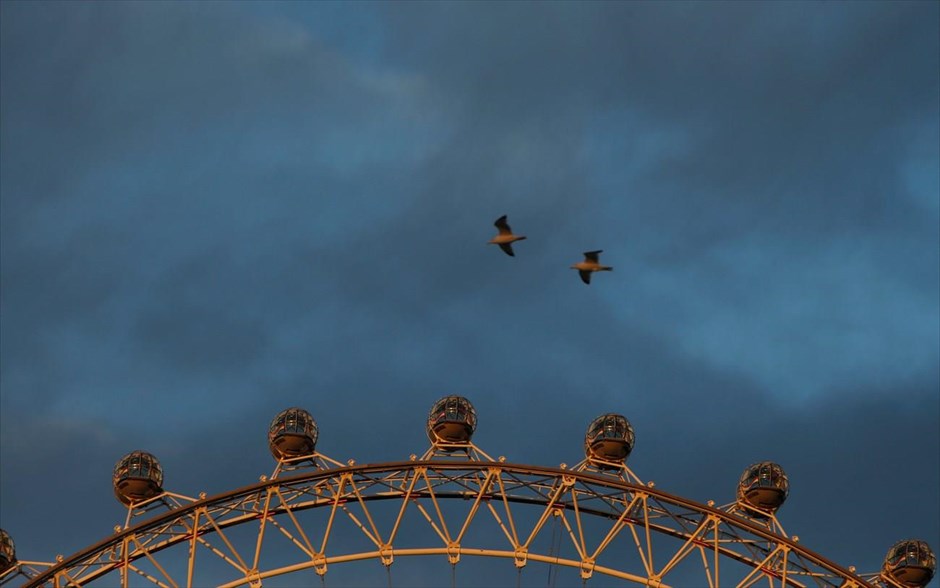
[584, 250, 602, 263]
[498, 243, 515, 257]
[579, 270, 592, 285]
[494, 215, 512, 235]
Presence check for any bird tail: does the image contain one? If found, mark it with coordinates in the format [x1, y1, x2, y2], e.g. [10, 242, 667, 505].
[601, 266, 613, 271]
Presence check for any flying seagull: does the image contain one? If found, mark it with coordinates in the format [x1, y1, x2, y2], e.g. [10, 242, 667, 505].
[571, 250, 613, 284]
[488, 215, 527, 257]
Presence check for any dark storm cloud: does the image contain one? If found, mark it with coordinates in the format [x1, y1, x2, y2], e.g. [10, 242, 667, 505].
[0, 0, 443, 400]
[381, 2, 937, 131]
[131, 250, 271, 373]
[1, 1, 937, 584]
[0, 415, 126, 557]
[371, 0, 939, 400]
[0, 226, 132, 412]
[376, 0, 939, 255]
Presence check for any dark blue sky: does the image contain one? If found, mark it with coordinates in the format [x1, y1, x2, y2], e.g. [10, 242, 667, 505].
[1, 1, 938, 585]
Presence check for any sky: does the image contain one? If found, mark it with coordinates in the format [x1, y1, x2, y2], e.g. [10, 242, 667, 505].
[1, 1, 938, 586]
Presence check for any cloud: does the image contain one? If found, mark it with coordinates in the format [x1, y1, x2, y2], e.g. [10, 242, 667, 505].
[1, 0, 936, 582]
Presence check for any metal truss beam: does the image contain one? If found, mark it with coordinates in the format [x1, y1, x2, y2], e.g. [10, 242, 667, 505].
[17, 461, 873, 588]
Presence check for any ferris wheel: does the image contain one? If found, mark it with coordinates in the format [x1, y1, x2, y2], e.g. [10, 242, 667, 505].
[1, 396, 935, 588]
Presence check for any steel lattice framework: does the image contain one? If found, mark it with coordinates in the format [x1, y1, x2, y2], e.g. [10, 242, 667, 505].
[4, 453, 906, 588]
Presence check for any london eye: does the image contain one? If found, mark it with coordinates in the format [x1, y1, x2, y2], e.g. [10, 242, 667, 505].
[1, 396, 934, 588]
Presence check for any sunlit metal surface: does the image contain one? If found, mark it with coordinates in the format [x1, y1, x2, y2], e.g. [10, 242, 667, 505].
[737, 461, 789, 514]
[2, 404, 931, 588]
[13, 459, 882, 588]
[268, 407, 319, 460]
[882, 540, 936, 587]
[426, 395, 477, 444]
[0, 530, 14, 575]
[585, 413, 635, 465]
[113, 451, 165, 506]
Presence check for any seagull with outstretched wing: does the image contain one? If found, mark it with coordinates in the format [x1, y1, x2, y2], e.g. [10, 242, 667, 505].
[570, 250, 613, 284]
[488, 215, 527, 257]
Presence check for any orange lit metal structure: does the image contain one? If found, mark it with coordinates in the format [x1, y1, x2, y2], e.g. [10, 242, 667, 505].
[1, 399, 933, 588]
